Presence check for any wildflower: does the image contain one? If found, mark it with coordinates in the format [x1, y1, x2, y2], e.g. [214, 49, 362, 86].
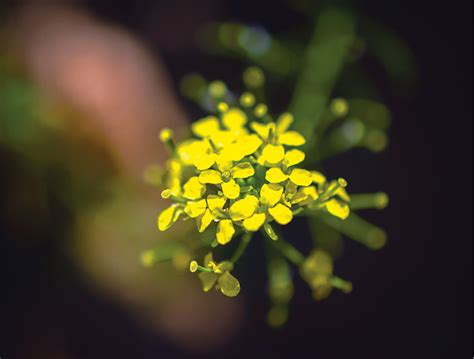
[157, 95, 350, 246]
[143, 64, 389, 327]
[189, 253, 240, 297]
[198, 160, 255, 199]
[154, 78, 356, 302]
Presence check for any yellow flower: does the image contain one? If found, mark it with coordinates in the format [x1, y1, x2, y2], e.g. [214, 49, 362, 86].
[147, 73, 384, 319]
[199, 161, 255, 199]
[193, 133, 262, 170]
[191, 195, 227, 233]
[194, 253, 241, 297]
[251, 113, 306, 146]
[157, 90, 351, 249]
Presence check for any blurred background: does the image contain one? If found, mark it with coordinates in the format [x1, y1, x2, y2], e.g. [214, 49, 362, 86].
[0, 0, 471, 358]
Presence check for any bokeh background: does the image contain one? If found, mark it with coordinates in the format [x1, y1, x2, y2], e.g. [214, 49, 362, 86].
[0, 0, 471, 358]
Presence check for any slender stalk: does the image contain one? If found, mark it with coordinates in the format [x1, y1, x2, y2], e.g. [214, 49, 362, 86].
[349, 192, 389, 210]
[231, 232, 253, 263]
[330, 276, 353, 293]
[270, 237, 305, 266]
[316, 212, 387, 250]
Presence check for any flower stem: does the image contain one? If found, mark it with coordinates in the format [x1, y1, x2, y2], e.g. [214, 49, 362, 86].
[330, 276, 353, 293]
[270, 237, 305, 266]
[231, 232, 253, 264]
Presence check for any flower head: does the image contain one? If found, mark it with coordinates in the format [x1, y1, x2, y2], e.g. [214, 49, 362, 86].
[157, 95, 350, 247]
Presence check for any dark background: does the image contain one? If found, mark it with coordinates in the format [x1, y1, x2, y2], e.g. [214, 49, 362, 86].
[1, 0, 471, 358]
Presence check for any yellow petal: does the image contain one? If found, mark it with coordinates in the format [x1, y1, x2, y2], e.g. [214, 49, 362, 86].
[184, 199, 207, 218]
[260, 183, 283, 207]
[222, 107, 247, 130]
[268, 203, 293, 225]
[221, 179, 240, 199]
[301, 186, 319, 201]
[265, 167, 288, 183]
[216, 219, 235, 245]
[284, 149, 305, 167]
[183, 176, 206, 199]
[217, 272, 241, 297]
[231, 162, 255, 179]
[276, 112, 294, 134]
[193, 153, 216, 170]
[157, 205, 182, 231]
[177, 140, 210, 165]
[207, 195, 227, 211]
[229, 195, 259, 221]
[192, 116, 220, 137]
[210, 130, 235, 148]
[278, 131, 306, 146]
[240, 134, 263, 156]
[197, 209, 214, 232]
[199, 170, 223, 184]
[243, 213, 266, 231]
[261, 144, 285, 164]
[311, 171, 327, 185]
[250, 122, 271, 139]
[325, 199, 350, 220]
[220, 143, 245, 162]
[289, 168, 313, 186]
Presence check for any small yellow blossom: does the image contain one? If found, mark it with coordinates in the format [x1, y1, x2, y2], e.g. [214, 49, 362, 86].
[251, 113, 306, 146]
[193, 253, 240, 297]
[199, 161, 255, 199]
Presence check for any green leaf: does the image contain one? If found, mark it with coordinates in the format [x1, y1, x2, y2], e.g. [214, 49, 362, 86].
[290, 8, 356, 147]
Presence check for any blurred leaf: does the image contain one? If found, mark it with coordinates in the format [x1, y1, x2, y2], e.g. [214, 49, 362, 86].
[290, 7, 356, 147]
[197, 22, 298, 76]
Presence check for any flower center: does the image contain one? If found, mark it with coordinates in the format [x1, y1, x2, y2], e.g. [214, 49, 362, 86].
[222, 171, 232, 182]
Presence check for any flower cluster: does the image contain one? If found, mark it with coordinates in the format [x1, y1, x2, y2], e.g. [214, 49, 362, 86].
[154, 90, 354, 298]
[158, 92, 350, 249]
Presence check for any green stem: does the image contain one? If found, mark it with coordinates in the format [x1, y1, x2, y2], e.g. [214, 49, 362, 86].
[230, 232, 252, 263]
[316, 212, 387, 250]
[270, 237, 305, 266]
[330, 276, 353, 293]
[290, 7, 356, 149]
[349, 192, 389, 210]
